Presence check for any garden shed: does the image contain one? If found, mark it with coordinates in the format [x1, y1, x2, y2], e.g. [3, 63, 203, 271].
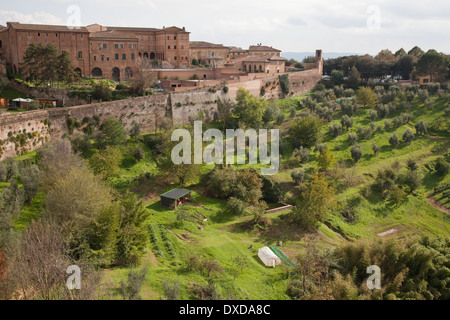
[258, 247, 282, 268]
[160, 188, 191, 209]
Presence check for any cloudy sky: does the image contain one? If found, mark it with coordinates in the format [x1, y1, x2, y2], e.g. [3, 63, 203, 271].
[1, 0, 449, 55]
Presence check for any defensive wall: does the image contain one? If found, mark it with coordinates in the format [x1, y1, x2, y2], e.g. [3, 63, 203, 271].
[0, 56, 322, 160]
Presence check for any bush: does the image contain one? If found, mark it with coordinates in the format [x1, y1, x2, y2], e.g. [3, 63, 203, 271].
[347, 133, 357, 145]
[329, 123, 342, 137]
[389, 134, 399, 149]
[434, 158, 449, 176]
[414, 120, 428, 135]
[350, 145, 363, 163]
[133, 147, 145, 161]
[402, 129, 414, 145]
[291, 169, 305, 185]
[372, 144, 381, 156]
[223, 197, 247, 216]
[293, 146, 310, 164]
[341, 115, 353, 130]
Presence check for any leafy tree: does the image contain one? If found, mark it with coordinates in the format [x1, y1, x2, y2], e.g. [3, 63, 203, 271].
[291, 169, 305, 185]
[120, 267, 148, 300]
[402, 129, 414, 145]
[415, 50, 449, 83]
[129, 121, 141, 140]
[356, 87, 378, 108]
[389, 134, 399, 149]
[216, 97, 234, 130]
[91, 83, 113, 101]
[433, 157, 449, 176]
[128, 70, 157, 96]
[350, 145, 363, 163]
[89, 146, 123, 179]
[233, 88, 267, 129]
[19, 164, 40, 204]
[394, 48, 407, 57]
[293, 146, 310, 164]
[347, 66, 361, 89]
[21, 43, 75, 87]
[408, 46, 424, 57]
[317, 146, 336, 171]
[329, 123, 342, 137]
[401, 170, 421, 194]
[116, 193, 150, 267]
[414, 120, 428, 135]
[222, 197, 247, 216]
[292, 172, 334, 229]
[290, 116, 323, 149]
[347, 133, 357, 145]
[96, 117, 127, 148]
[330, 69, 345, 85]
[341, 115, 354, 131]
[394, 55, 414, 80]
[261, 175, 282, 203]
[263, 104, 280, 124]
[372, 144, 381, 156]
[278, 74, 290, 95]
[163, 279, 180, 300]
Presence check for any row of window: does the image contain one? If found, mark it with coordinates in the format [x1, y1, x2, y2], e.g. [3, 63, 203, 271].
[93, 53, 136, 61]
[20, 32, 83, 38]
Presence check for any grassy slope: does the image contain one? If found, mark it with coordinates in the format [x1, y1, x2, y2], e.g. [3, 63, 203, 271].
[10, 89, 450, 300]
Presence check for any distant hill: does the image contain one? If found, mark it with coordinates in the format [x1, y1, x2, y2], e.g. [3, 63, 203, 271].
[282, 52, 363, 61]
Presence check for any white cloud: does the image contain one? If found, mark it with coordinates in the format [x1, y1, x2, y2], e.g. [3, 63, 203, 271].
[0, 10, 64, 26]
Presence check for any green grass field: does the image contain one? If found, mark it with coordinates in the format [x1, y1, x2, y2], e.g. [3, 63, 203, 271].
[10, 87, 450, 300]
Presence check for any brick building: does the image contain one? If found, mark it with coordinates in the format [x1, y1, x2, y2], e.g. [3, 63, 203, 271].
[0, 22, 190, 81]
[189, 41, 230, 68]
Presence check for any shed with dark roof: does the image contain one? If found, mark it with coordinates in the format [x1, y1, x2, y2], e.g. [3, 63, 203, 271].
[160, 188, 192, 209]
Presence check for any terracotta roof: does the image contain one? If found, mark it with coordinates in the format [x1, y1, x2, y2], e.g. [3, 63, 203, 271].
[90, 30, 138, 40]
[249, 45, 281, 52]
[7, 22, 88, 33]
[106, 26, 161, 33]
[229, 47, 248, 53]
[189, 41, 229, 49]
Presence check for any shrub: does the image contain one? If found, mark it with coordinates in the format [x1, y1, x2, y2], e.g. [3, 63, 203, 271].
[414, 120, 428, 135]
[329, 123, 342, 137]
[223, 197, 247, 216]
[369, 109, 378, 120]
[350, 145, 363, 163]
[341, 115, 353, 130]
[291, 169, 305, 185]
[402, 129, 414, 145]
[347, 133, 357, 145]
[434, 158, 449, 176]
[372, 144, 381, 156]
[389, 134, 399, 149]
[293, 146, 310, 164]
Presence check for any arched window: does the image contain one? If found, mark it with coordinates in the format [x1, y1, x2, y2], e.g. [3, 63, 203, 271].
[125, 67, 133, 79]
[92, 67, 102, 77]
[143, 52, 149, 59]
[74, 68, 82, 77]
[150, 52, 156, 60]
[259, 65, 262, 72]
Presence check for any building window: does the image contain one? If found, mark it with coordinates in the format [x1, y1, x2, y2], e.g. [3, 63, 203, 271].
[168, 45, 170, 49]
[80, 34, 83, 38]
[174, 36, 177, 40]
[141, 36, 143, 40]
[167, 36, 170, 40]
[55, 33, 58, 37]
[115, 53, 119, 60]
[37, 32, 40, 37]
[103, 43, 107, 49]
[28, 32, 30, 36]
[107, 57, 110, 61]
[115, 43, 118, 49]
[174, 45, 177, 49]
[174, 57, 177, 60]
[78, 51, 82, 59]
[122, 53, 126, 60]
[101, 55, 105, 61]
[46, 33, 48, 37]
[131, 53, 135, 61]
[94, 55, 97, 61]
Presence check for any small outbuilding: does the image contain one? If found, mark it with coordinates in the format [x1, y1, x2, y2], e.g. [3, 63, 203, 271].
[160, 188, 192, 209]
[258, 247, 282, 268]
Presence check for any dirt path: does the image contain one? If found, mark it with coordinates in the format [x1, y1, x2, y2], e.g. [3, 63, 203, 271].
[427, 194, 450, 214]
